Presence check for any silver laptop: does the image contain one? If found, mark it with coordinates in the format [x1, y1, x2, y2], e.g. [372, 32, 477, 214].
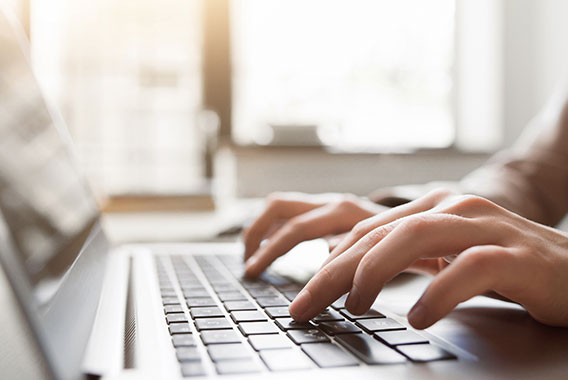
[1, 8, 567, 380]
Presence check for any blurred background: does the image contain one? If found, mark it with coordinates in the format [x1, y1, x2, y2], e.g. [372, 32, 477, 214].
[2, 0, 568, 203]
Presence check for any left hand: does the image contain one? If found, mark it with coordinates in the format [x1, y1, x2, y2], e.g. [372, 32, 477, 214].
[289, 189, 568, 329]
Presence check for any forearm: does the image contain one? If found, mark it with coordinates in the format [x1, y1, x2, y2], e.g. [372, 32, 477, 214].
[460, 95, 568, 226]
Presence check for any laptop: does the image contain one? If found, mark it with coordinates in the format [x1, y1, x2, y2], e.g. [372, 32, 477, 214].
[1, 8, 567, 380]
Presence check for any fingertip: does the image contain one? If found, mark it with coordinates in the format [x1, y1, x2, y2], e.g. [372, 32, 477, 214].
[289, 289, 312, 321]
[407, 303, 434, 330]
[244, 256, 261, 277]
[345, 286, 360, 313]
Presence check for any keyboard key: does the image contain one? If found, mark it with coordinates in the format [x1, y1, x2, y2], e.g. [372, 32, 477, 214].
[240, 279, 267, 289]
[287, 329, 329, 344]
[397, 344, 456, 362]
[260, 349, 314, 371]
[302, 343, 359, 368]
[180, 283, 206, 290]
[256, 296, 289, 308]
[238, 321, 280, 336]
[375, 330, 428, 346]
[224, 300, 257, 312]
[265, 307, 291, 319]
[312, 309, 344, 323]
[200, 330, 241, 345]
[275, 283, 303, 291]
[217, 291, 247, 302]
[274, 318, 315, 331]
[335, 333, 407, 364]
[356, 318, 405, 333]
[162, 297, 179, 305]
[248, 334, 294, 350]
[319, 321, 362, 335]
[215, 359, 261, 375]
[169, 324, 192, 335]
[208, 277, 230, 285]
[161, 289, 177, 297]
[186, 297, 217, 308]
[195, 318, 232, 331]
[176, 347, 201, 362]
[180, 362, 206, 377]
[282, 290, 300, 301]
[172, 334, 196, 347]
[177, 274, 198, 282]
[166, 313, 188, 324]
[165, 304, 184, 314]
[248, 288, 279, 298]
[207, 343, 252, 361]
[231, 310, 267, 323]
[211, 283, 239, 292]
[340, 308, 385, 321]
[183, 289, 210, 298]
[190, 307, 224, 318]
[331, 294, 348, 309]
[179, 281, 203, 289]
[260, 272, 291, 286]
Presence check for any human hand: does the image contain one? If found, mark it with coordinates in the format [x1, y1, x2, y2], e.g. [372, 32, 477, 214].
[289, 189, 568, 329]
[243, 192, 388, 277]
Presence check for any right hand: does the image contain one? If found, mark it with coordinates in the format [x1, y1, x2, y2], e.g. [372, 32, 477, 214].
[243, 192, 388, 277]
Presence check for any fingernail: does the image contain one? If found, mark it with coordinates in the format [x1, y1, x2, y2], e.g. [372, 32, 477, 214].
[408, 303, 427, 329]
[290, 289, 311, 320]
[346, 286, 360, 312]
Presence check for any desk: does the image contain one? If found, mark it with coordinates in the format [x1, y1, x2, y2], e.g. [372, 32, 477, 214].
[101, 198, 262, 244]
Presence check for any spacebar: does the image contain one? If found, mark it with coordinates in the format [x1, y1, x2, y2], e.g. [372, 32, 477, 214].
[335, 333, 407, 364]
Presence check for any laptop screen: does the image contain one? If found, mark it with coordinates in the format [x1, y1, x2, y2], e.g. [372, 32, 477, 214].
[0, 16, 99, 306]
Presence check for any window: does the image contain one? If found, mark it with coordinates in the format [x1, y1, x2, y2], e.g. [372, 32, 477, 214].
[29, 0, 204, 195]
[231, 0, 456, 151]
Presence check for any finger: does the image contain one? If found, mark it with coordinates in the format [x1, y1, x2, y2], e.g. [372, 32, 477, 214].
[346, 214, 497, 315]
[244, 203, 362, 277]
[405, 258, 448, 276]
[289, 249, 365, 321]
[243, 198, 320, 261]
[288, 216, 413, 320]
[407, 245, 510, 329]
[326, 232, 348, 252]
[322, 188, 453, 268]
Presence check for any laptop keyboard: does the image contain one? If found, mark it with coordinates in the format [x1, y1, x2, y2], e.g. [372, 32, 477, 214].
[155, 254, 456, 377]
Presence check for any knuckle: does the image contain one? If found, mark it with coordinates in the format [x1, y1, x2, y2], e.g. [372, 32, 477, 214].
[453, 194, 496, 212]
[284, 218, 306, 237]
[317, 264, 337, 286]
[397, 215, 431, 236]
[352, 220, 371, 236]
[461, 248, 496, 272]
[266, 192, 287, 206]
[335, 193, 360, 210]
[427, 187, 456, 201]
[366, 223, 396, 243]
[356, 255, 374, 281]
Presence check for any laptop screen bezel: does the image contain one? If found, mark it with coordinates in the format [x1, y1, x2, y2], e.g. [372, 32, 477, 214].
[0, 8, 111, 379]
